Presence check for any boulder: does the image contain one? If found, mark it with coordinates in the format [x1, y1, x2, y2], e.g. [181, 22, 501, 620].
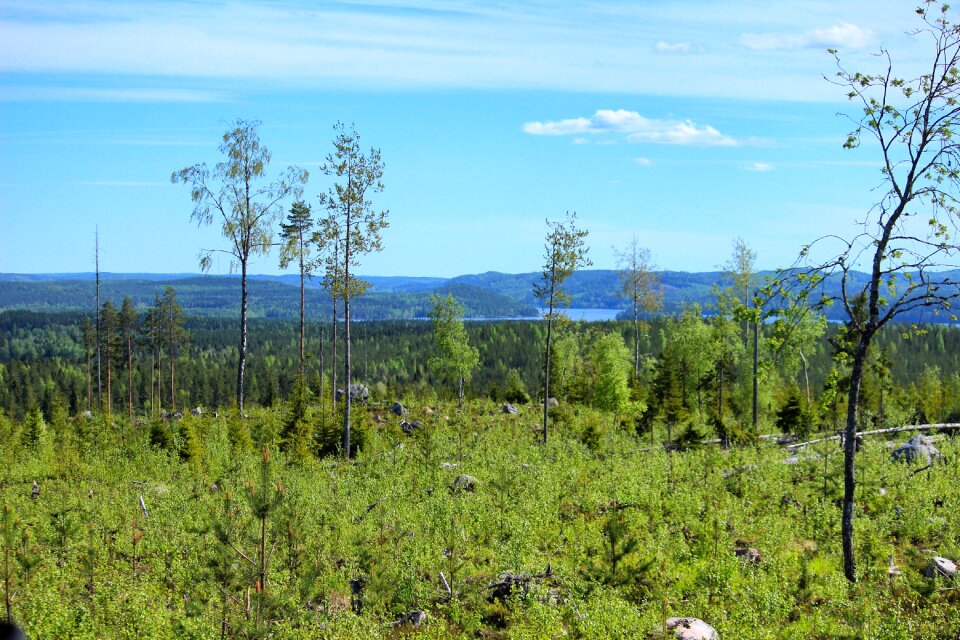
[734, 545, 762, 564]
[502, 403, 519, 415]
[451, 474, 478, 492]
[336, 384, 370, 403]
[666, 617, 720, 640]
[393, 610, 427, 627]
[923, 556, 957, 579]
[401, 419, 423, 435]
[390, 401, 407, 416]
[191, 406, 203, 417]
[545, 397, 559, 408]
[891, 435, 943, 464]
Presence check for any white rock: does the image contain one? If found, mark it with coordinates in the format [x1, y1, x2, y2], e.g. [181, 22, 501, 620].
[925, 556, 957, 579]
[666, 617, 720, 640]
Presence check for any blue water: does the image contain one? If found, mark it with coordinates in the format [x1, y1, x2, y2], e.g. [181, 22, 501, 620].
[540, 308, 623, 322]
[432, 308, 625, 322]
[469, 308, 622, 322]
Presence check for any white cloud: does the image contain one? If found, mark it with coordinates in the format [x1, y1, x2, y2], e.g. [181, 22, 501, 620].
[523, 109, 738, 147]
[572, 137, 590, 145]
[633, 157, 654, 166]
[741, 22, 873, 51]
[655, 41, 690, 54]
[747, 162, 774, 171]
[812, 23, 873, 49]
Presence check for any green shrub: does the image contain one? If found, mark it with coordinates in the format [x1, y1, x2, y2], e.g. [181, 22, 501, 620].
[148, 419, 171, 450]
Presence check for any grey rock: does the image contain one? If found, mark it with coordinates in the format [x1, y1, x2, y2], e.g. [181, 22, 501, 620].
[502, 403, 518, 415]
[666, 617, 720, 640]
[722, 464, 756, 479]
[336, 384, 370, 403]
[191, 406, 203, 417]
[401, 419, 422, 435]
[891, 435, 943, 464]
[451, 474, 478, 492]
[393, 610, 427, 627]
[390, 401, 407, 416]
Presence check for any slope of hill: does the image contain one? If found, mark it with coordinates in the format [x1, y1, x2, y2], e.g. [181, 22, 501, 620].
[0, 276, 536, 320]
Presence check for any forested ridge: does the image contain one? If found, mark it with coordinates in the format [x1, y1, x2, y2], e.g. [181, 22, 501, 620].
[3, 309, 960, 431]
[0, 277, 537, 320]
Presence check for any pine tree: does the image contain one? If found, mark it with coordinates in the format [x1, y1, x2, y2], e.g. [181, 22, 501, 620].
[533, 212, 591, 443]
[119, 297, 138, 418]
[99, 300, 120, 418]
[316, 123, 388, 458]
[279, 200, 316, 378]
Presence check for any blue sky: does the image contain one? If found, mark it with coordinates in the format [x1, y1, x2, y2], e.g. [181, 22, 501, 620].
[0, 0, 933, 277]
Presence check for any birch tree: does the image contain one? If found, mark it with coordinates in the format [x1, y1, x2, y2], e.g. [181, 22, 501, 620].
[172, 119, 307, 411]
[615, 234, 662, 383]
[775, 1, 960, 582]
[427, 293, 480, 407]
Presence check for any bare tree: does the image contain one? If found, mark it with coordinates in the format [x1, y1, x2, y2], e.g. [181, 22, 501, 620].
[615, 234, 662, 383]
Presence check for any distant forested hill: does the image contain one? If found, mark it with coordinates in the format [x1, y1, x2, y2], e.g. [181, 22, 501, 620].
[0, 276, 536, 320]
[2, 269, 959, 323]
[449, 269, 724, 310]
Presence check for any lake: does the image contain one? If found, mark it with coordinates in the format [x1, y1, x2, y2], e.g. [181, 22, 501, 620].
[436, 308, 626, 322]
[539, 308, 623, 322]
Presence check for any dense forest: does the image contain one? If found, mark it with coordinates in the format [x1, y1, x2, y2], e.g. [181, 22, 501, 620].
[3, 305, 960, 437]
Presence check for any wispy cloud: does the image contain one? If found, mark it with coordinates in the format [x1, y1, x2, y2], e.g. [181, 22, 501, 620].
[741, 23, 873, 51]
[523, 109, 738, 147]
[77, 180, 171, 187]
[633, 157, 654, 167]
[0, 0, 902, 101]
[655, 41, 690, 54]
[0, 86, 228, 103]
[747, 162, 774, 171]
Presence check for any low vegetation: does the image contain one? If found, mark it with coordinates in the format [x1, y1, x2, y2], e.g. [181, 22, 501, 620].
[1, 399, 957, 638]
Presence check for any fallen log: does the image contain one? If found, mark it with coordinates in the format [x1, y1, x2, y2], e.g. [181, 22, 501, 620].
[784, 424, 960, 451]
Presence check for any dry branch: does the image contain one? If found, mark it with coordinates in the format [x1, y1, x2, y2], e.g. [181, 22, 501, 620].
[784, 424, 960, 451]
